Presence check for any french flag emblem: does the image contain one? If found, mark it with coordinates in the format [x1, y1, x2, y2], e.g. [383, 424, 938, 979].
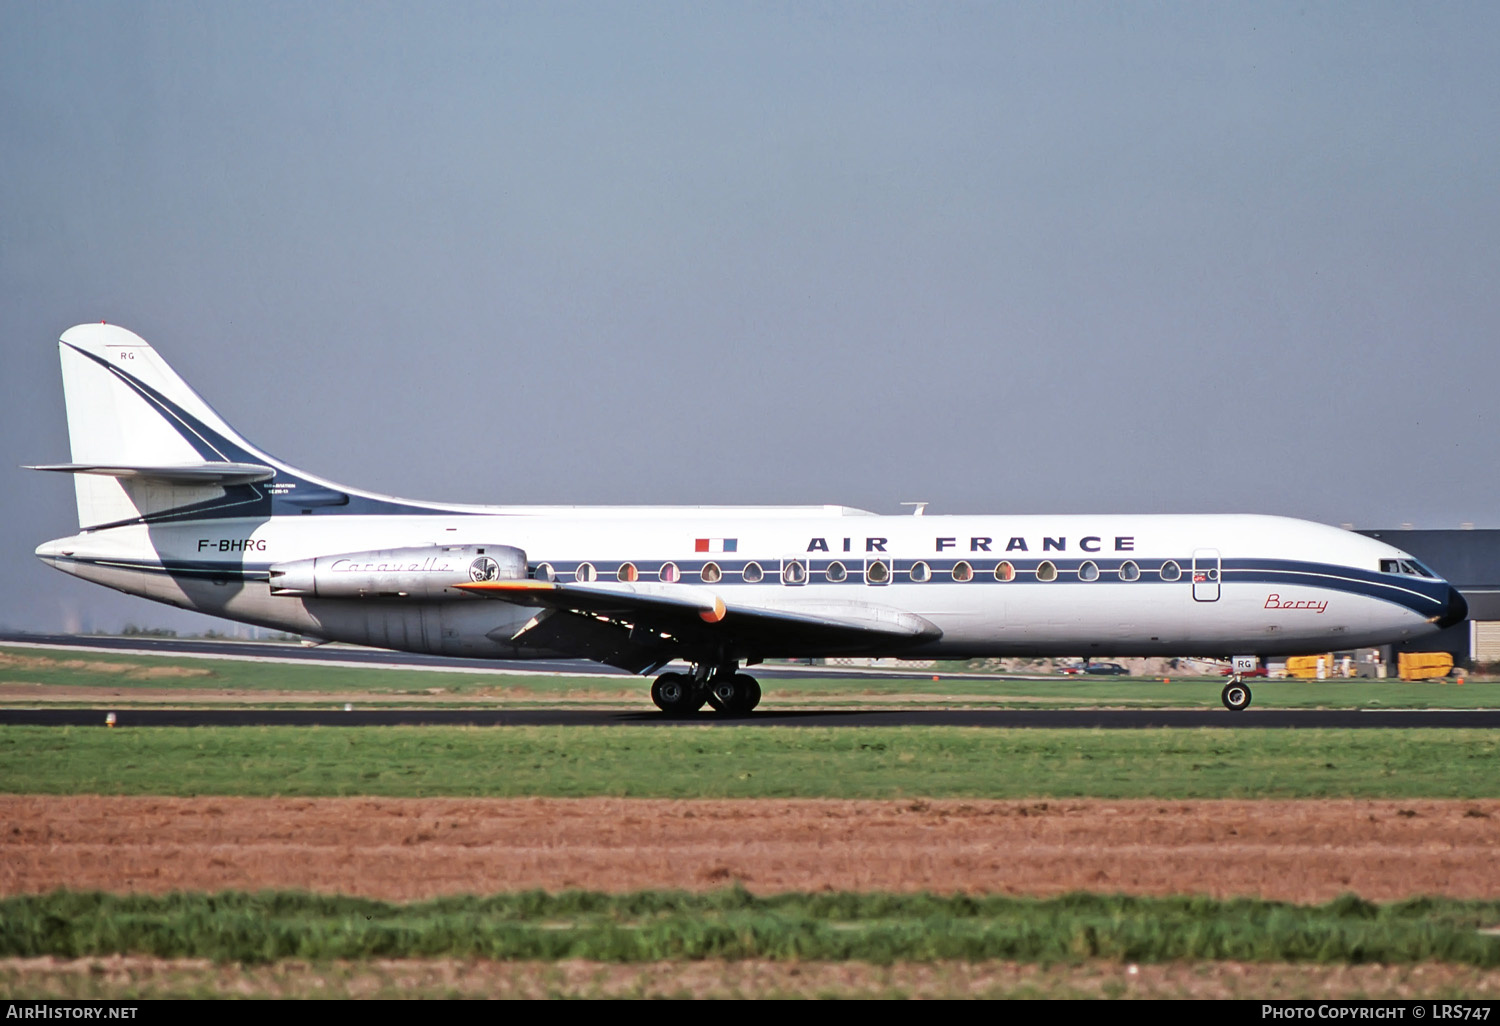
[695, 538, 738, 553]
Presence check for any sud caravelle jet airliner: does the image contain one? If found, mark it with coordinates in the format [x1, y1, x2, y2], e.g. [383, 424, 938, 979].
[30, 324, 1468, 713]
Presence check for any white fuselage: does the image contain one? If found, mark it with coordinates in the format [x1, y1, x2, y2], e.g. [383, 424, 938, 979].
[37, 507, 1456, 661]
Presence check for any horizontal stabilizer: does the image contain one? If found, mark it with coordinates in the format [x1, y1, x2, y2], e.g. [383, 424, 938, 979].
[25, 462, 276, 485]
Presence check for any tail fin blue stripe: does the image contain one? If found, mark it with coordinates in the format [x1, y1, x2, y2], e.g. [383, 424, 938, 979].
[63, 342, 466, 521]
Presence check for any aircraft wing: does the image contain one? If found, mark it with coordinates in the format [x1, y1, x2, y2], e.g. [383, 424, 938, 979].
[456, 579, 941, 669]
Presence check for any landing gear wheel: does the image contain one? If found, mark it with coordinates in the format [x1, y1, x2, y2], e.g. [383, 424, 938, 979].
[705, 677, 736, 714]
[735, 673, 761, 713]
[1221, 680, 1252, 712]
[706, 673, 761, 715]
[652, 672, 699, 716]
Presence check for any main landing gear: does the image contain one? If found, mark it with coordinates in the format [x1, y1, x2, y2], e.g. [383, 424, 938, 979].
[650, 672, 703, 714]
[1221, 676, 1252, 712]
[651, 663, 761, 717]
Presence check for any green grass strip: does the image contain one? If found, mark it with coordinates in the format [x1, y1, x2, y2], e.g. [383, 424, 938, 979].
[0, 646, 620, 696]
[4, 890, 1498, 966]
[7, 645, 1500, 708]
[2, 725, 1497, 799]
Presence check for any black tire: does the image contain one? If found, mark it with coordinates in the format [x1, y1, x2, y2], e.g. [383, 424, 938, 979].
[705, 676, 738, 714]
[651, 672, 696, 715]
[1221, 682, 1252, 712]
[705, 673, 762, 715]
[735, 673, 761, 712]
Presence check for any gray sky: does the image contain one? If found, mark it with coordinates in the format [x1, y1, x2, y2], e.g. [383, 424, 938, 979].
[3, 1, 1498, 634]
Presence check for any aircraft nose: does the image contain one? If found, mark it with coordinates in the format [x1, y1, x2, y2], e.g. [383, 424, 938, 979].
[1436, 585, 1469, 629]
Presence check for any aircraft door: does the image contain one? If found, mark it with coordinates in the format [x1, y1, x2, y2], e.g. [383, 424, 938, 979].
[1192, 548, 1221, 602]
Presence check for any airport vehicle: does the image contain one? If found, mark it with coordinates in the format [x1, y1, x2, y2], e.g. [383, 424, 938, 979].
[1082, 662, 1129, 676]
[29, 324, 1468, 714]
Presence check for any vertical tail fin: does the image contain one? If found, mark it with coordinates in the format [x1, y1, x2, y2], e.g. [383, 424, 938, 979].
[44, 323, 277, 529]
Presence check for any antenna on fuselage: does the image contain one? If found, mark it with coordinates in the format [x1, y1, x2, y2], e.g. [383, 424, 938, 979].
[900, 501, 929, 516]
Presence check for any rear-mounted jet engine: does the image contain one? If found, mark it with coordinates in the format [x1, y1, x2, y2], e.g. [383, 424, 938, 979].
[268, 544, 527, 598]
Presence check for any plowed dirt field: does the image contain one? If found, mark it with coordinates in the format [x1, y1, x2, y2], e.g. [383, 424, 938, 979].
[5, 796, 1498, 901]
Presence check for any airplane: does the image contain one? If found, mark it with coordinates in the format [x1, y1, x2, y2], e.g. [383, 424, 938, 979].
[29, 323, 1468, 714]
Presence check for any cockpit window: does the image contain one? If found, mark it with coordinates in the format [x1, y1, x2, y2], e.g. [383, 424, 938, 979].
[1382, 558, 1436, 578]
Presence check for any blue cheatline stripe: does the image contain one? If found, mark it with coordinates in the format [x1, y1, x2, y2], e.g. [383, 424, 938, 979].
[50, 556, 274, 582]
[540, 557, 1447, 617]
[58, 553, 1449, 619]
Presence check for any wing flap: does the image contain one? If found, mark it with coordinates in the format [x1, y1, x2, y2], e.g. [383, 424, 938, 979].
[492, 608, 669, 675]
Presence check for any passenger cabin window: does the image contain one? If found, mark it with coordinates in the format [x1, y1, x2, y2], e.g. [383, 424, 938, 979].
[743, 562, 764, 583]
[825, 561, 847, 583]
[659, 562, 679, 583]
[952, 561, 973, 582]
[617, 563, 638, 583]
[866, 560, 890, 585]
[995, 561, 1015, 582]
[1078, 560, 1099, 582]
[1036, 561, 1058, 582]
[910, 561, 931, 583]
[534, 563, 556, 582]
[1119, 560, 1140, 582]
[576, 562, 597, 583]
[1159, 560, 1181, 582]
[782, 559, 806, 585]
[700, 562, 722, 584]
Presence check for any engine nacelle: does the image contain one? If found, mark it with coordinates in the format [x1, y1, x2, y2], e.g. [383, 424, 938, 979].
[268, 544, 527, 599]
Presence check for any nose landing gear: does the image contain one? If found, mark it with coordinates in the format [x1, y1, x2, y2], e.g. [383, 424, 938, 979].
[1221, 676, 1252, 712]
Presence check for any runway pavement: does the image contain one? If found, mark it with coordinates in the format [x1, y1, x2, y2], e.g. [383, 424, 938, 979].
[3, 707, 1497, 728]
